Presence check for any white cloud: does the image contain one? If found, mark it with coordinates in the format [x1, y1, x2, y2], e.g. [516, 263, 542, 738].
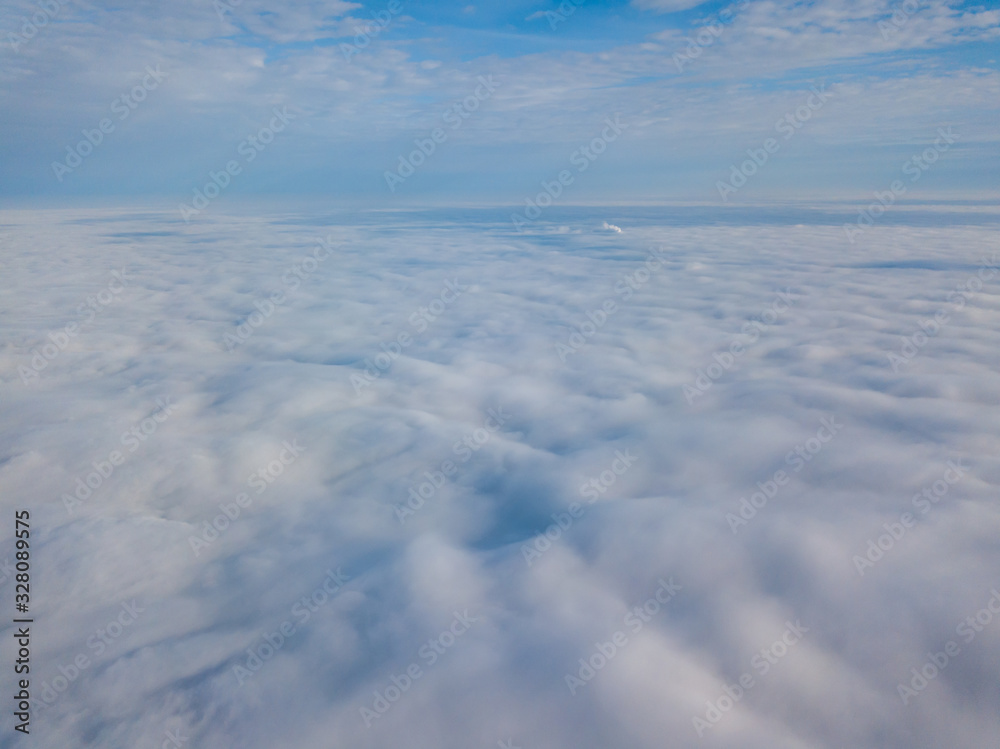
[1, 206, 999, 747]
[1, 0, 997, 198]
[632, 0, 712, 13]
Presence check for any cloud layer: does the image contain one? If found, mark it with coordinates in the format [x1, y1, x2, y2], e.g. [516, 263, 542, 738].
[1, 204, 998, 747]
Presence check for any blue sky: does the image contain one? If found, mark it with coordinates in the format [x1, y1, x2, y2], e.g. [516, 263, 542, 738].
[1, 0, 998, 204]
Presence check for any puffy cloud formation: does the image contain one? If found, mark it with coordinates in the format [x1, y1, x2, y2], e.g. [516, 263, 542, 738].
[1, 204, 998, 748]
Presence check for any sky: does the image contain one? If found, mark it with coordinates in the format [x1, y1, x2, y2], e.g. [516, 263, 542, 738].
[1, 0, 998, 203]
[2, 3, 1000, 748]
